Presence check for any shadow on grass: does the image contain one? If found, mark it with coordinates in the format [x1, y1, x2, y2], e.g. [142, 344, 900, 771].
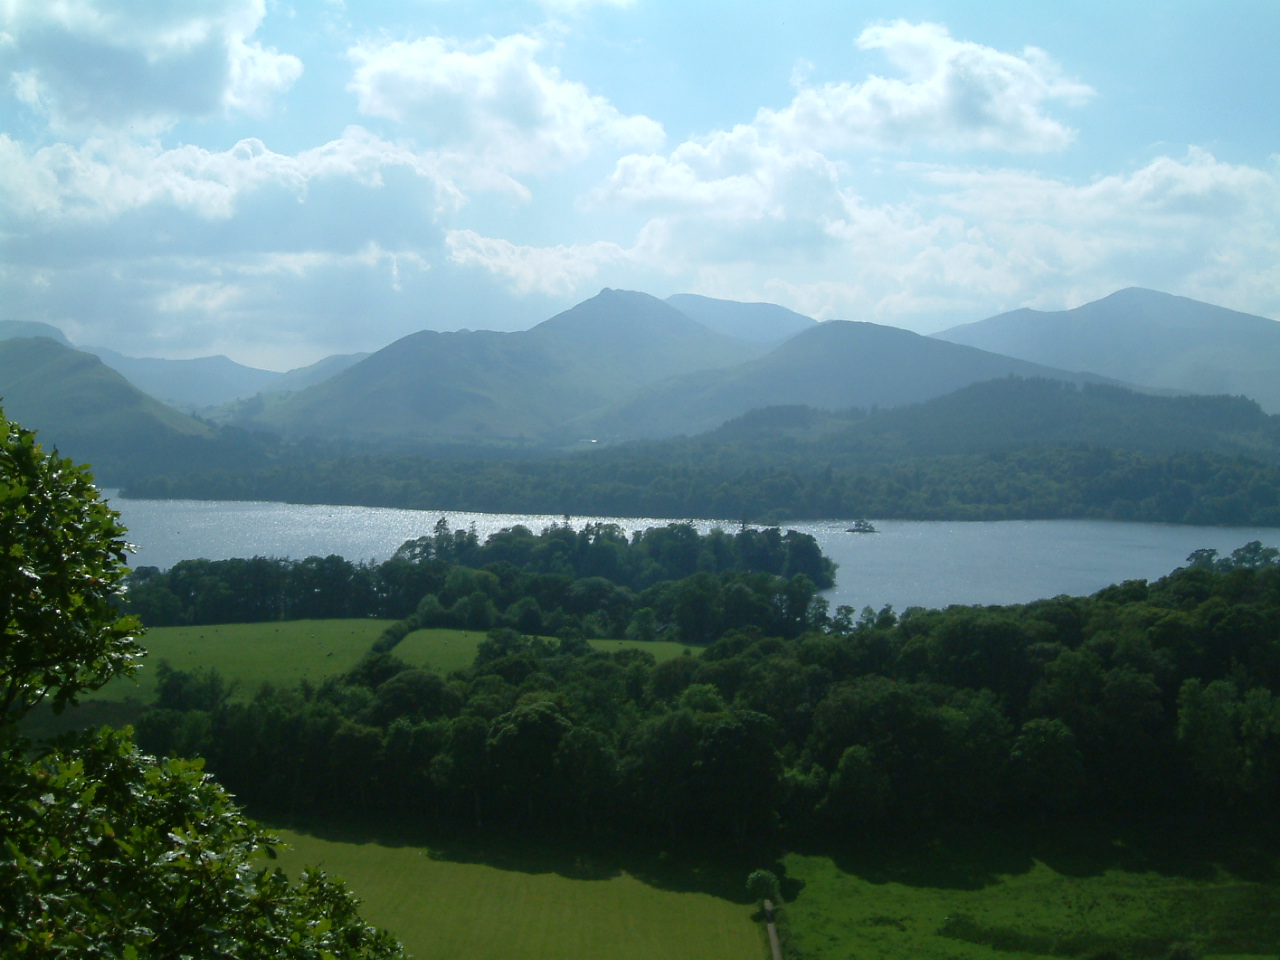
[791, 814, 1280, 892]
[263, 812, 772, 904]
[259, 807, 1280, 907]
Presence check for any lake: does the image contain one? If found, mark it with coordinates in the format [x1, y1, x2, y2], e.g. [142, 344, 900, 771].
[103, 492, 1280, 612]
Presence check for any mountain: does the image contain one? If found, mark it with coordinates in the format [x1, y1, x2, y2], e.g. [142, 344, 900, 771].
[0, 320, 72, 345]
[240, 289, 762, 444]
[582, 318, 1132, 439]
[711, 377, 1280, 463]
[268, 352, 369, 394]
[0, 338, 217, 482]
[933, 287, 1280, 413]
[665, 294, 817, 346]
[87, 347, 282, 412]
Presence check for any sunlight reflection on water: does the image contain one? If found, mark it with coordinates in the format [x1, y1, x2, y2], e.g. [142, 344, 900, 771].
[105, 492, 1280, 611]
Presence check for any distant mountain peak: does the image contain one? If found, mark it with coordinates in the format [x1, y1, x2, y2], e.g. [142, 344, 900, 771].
[665, 293, 816, 347]
[933, 287, 1280, 413]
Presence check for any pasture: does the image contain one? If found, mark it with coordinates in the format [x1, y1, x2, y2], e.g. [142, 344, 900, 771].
[88, 619, 394, 703]
[272, 828, 764, 960]
[83, 622, 696, 706]
[779, 825, 1280, 960]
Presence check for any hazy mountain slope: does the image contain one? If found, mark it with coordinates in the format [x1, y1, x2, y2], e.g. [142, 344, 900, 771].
[246, 289, 760, 444]
[585, 319, 1128, 438]
[88, 347, 282, 411]
[0, 338, 216, 481]
[0, 321, 72, 345]
[934, 287, 1280, 412]
[665, 293, 817, 346]
[269, 352, 369, 393]
[522, 289, 761, 388]
[712, 377, 1280, 463]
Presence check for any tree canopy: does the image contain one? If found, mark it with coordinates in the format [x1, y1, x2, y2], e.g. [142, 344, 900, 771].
[0, 407, 406, 958]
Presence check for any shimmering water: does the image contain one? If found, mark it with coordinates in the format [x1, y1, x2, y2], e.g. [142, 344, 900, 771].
[104, 492, 1280, 612]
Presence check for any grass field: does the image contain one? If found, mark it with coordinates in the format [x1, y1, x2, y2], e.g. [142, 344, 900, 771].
[272, 828, 765, 960]
[88, 619, 395, 703]
[21, 622, 697, 738]
[779, 824, 1280, 960]
[84, 623, 696, 703]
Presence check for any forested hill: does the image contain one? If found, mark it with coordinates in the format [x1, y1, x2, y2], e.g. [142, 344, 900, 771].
[126, 377, 1280, 526]
[935, 287, 1280, 413]
[579, 318, 1129, 440]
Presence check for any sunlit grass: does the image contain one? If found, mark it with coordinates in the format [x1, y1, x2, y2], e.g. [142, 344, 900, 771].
[273, 828, 764, 960]
[779, 827, 1280, 960]
[92, 619, 394, 702]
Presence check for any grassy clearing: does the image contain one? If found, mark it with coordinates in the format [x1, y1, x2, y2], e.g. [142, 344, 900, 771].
[395, 629, 492, 676]
[396, 629, 696, 675]
[779, 825, 1280, 960]
[23, 623, 697, 738]
[89, 619, 393, 703]
[21, 620, 392, 739]
[272, 828, 764, 960]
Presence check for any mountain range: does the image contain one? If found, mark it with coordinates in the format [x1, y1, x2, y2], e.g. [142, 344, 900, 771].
[935, 287, 1280, 413]
[0, 320, 365, 411]
[4, 286, 1280, 486]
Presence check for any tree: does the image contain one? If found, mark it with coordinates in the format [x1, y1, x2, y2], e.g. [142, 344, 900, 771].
[746, 868, 781, 905]
[0, 412, 141, 725]
[0, 408, 407, 958]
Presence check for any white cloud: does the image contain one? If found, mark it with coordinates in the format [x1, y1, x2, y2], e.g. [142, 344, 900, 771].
[347, 32, 663, 185]
[446, 229, 628, 296]
[828, 20, 1094, 152]
[0, 0, 301, 130]
[0, 126, 452, 224]
[602, 148, 1280, 332]
[592, 21, 1093, 248]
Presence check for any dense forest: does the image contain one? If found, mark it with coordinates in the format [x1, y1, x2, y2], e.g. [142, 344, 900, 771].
[123, 522, 836, 640]
[124, 380, 1280, 526]
[133, 523, 1280, 851]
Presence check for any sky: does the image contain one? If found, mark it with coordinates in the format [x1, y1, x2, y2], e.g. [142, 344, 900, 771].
[1, 1, 1278, 371]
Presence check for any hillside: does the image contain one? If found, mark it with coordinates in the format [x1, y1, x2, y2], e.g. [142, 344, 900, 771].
[88, 346, 282, 411]
[124, 377, 1280, 526]
[0, 320, 72, 345]
[239, 289, 760, 444]
[935, 287, 1280, 412]
[665, 293, 816, 346]
[0, 337, 219, 481]
[583, 319, 1132, 439]
[709, 377, 1280, 464]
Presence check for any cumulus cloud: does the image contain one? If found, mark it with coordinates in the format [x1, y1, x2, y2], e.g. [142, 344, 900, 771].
[0, 0, 301, 130]
[830, 20, 1095, 152]
[595, 21, 1092, 224]
[0, 126, 452, 225]
[446, 229, 629, 296]
[609, 147, 1280, 333]
[347, 32, 663, 185]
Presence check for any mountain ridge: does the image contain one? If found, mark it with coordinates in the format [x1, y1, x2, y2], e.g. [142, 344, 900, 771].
[934, 287, 1280, 412]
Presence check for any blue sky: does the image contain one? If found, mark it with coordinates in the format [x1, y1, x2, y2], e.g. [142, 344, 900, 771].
[1, 0, 1277, 369]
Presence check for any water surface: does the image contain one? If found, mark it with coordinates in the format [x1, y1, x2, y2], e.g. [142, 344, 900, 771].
[105, 493, 1280, 612]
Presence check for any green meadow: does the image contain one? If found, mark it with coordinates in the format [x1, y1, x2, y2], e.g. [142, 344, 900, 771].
[272, 828, 764, 960]
[83, 622, 694, 706]
[88, 619, 395, 703]
[777, 825, 1280, 960]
